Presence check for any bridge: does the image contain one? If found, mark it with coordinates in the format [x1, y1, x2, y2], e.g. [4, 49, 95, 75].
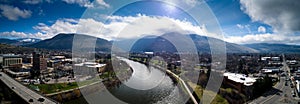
[0, 72, 57, 104]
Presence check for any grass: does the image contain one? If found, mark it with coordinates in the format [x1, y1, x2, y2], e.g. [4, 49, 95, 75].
[188, 82, 229, 104]
[77, 77, 101, 87]
[31, 82, 78, 94]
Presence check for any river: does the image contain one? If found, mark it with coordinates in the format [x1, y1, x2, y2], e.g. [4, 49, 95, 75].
[66, 58, 187, 104]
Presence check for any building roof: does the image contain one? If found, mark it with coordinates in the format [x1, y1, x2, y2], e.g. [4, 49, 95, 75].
[74, 62, 106, 68]
[0, 54, 22, 58]
[144, 52, 154, 54]
[224, 72, 256, 86]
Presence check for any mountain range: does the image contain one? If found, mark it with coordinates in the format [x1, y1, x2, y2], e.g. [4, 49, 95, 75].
[243, 43, 300, 53]
[26, 33, 112, 52]
[124, 33, 258, 53]
[1, 33, 300, 53]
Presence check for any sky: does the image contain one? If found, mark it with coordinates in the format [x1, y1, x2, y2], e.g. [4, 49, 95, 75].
[0, 0, 299, 44]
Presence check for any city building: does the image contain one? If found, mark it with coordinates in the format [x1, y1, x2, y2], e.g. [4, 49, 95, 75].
[261, 67, 281, 74]
[74, 62, 106, 75]
[287, 60, 297, 65]
[0, 54, 23, 68]
[31, 52, 47, 77]
[223, 72, 256, 98]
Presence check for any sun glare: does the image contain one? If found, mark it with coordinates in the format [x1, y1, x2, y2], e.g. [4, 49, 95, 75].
[164, 4, 177, 14]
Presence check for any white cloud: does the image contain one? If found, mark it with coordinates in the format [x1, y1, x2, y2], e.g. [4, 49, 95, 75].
[23, 0, 42, 4]
[0, 31, 46, 39]
[62, 0, 110, 8]
[257, 26, 266, 33]
[230, 0, 300, 44]
[33, 19, 78, 38]
[22, 0, 52, 4]
[163, 0, 200, 9]
[95, 0, 110, 8]
[0, 4, 32, 21]
[0, 31, 27, 38]
[240, 0, 300, 33]
[225, 33, 300, 44]
[62, 0, 93, 8]
[101, 15, 209, 40]
[1, 15, 217, 41]
[235, 24, 251, 33]
[236, 24, 244, 29]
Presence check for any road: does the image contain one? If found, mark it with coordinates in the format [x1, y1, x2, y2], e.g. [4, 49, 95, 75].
[250, 54, 299, 104]
[0, 72, 57, 104]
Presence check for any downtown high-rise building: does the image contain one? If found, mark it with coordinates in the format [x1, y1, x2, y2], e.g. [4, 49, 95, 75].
[32, 52, 47, 78]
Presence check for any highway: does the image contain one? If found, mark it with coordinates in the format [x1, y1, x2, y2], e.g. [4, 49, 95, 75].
[0, 72, 57, 104]
[249, 54, 299, 104]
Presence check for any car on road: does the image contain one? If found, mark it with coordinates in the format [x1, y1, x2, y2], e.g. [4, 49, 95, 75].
[281, 73, 286, 76]
[38, 98, 45, 102]
[292, 91, 296, 97]
[28, 99, 33, 102]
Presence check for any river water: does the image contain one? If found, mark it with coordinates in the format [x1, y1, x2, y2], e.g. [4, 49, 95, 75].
[66, 58, 187, 104]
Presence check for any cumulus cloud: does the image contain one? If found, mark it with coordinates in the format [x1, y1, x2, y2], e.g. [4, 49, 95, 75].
[0, 31, 46, 39]
[32, 19, 78, 39]
[225, 33, 278, 44]
[225, 33, 300, 44]
[62, 0, 109, 8]
[0, 31, 27, 38]
[240, 0, 300, 33]
[0, 4, 32, 21]
[1, 15, 215, 40]
[233, 0, 300, 44]
[102, 14, 209, 40]
[22, 0, 52, 4]
[257, 26, 266, 33]
[95, 0, 110, 8]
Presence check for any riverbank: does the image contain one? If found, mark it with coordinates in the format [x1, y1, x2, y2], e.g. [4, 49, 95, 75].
[28, 59, 133, 103]
[126, 58, 199, 104]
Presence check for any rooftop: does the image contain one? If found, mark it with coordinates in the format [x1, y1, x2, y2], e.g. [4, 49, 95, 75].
[0, 54, 22, 58]
[74, 62, 106, 68]
[224, 72, 256, 86]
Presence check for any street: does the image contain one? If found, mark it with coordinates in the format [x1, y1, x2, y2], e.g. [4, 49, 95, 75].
[250, 54, 300, 104]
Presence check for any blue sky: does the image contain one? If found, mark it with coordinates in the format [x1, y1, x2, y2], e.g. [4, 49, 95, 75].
[0, 0, 299, 44]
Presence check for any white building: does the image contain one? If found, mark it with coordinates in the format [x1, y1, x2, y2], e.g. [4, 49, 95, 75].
[224, 72, 256, 86]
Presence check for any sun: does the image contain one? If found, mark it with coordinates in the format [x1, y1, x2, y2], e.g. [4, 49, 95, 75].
[163, 4, 177, 14]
